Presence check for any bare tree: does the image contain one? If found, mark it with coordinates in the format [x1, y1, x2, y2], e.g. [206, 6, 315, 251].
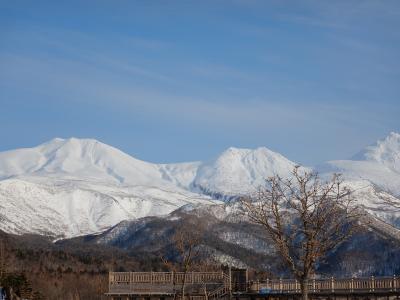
[162, 226, 202, 300]
[240, 167, 362, 300]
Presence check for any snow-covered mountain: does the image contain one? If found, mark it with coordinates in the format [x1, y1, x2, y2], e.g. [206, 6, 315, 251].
[1, 133, 400, 238]
[0, 138, 215, 238]
[0, 137, 194, 187]
[192, 147, 303, 197]
[319, 132, 400, 196]
[0, 138, 305, 238]
[353, 132, 400, 172]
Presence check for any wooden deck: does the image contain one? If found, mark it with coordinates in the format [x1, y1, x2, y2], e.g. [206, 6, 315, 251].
[108, 271, 229, 296]
[106, 272, 400, 300]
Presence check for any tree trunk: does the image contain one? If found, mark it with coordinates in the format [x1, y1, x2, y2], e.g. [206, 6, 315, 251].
[181, 273, 186, 300]
[204, 284, 208, 300]
[173, 274, 177, 300]
[300, 278, 309, 300]
[181, 282, 185, 300]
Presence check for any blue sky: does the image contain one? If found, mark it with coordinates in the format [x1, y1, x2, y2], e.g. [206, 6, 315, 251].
[1, 1, 399, 165]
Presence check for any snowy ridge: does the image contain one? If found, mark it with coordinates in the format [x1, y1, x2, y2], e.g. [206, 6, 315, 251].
[159, 162, 201, 189]
[0, 138, 170, 186]
[0, 176, 216, 238]
[319, 132, 400, 196]
[343, 180, 400, 227]
[353, 132, 400, 173]
[193, 147, 304, 197]
[0, 138, 216, 237]
[1, 133, 400, 237]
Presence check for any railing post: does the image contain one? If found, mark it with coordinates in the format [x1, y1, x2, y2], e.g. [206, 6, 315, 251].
[394, 275, 397, 292]
[331, 277, 335, 293]
[131, 272, 135, 292]
[109, 272, 111, 293]
[313, 278, 316, 293]
[228, 267, 232, 296]
[351, 277, 354, 293]
[370, 276, 375, 292]
[280, 278, 283, 293]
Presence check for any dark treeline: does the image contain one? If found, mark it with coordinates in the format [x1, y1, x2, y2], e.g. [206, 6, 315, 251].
[0, 230, 167, 300]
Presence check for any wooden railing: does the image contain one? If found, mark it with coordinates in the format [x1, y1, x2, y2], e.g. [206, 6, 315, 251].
[250, 276, 400, 294]
[109, 272, 227, 294]
[108, 272, 400, 296]
[110, 271, 225, 284]
[208, 285, 230, 299]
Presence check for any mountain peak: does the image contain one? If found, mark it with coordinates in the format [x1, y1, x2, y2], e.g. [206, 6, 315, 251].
[353, 132, 400, 173]
[193, 145, 301, 197]
[40, 136, 102, 147]
[37, 137, 104, 153]
[0, 137, 164, 185]
[221, 146, 286, 159]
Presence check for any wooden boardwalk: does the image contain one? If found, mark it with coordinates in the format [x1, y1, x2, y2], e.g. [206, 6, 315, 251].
[106, 272, 400, 300]
[250, 277, 400, 293]
[108, 271, 229, 295]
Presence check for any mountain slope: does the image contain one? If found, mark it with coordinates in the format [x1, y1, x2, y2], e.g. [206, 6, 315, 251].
[2, 133, 400, 238]
[192, 147, 305, 197]
[0, 138, 216, 238]
[0, 176, 214, 238]
[0, 137, 171, 186]
[319, 132, 400, 196]
[353, 132, 400, 173]
[76, 202, 400, 276]
[0, 138, 309, 237]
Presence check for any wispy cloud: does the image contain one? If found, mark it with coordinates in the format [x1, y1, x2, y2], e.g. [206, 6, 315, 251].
[2, 51, 397, 133]
[1, 1, 399, 164]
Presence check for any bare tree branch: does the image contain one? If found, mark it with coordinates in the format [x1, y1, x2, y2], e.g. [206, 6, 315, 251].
[240, 167, 363, 300]
[161, 225, 203, 300]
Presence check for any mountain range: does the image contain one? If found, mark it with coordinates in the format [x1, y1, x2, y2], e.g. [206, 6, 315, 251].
[1, 133, 400, 239]
[68, 202, 399, 277]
